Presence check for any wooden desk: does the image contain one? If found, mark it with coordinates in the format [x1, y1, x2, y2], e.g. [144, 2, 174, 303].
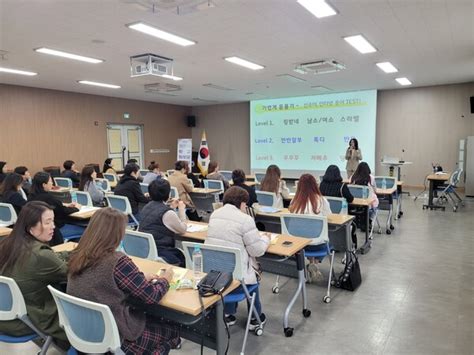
[192, 188, 221, 194]
[423, 173, 451, 211]
[375, 186, 397, 195]
[69, 207, 101, 219]
[0, 227, 12, 237]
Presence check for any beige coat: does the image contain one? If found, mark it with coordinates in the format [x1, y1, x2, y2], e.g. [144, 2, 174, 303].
[168, 170, 194, 208]
[345, 148, 362, 176]
[206, 204, 270, 284]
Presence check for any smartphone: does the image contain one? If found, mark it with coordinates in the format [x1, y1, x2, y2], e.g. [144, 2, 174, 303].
[282, 241, 293, 246]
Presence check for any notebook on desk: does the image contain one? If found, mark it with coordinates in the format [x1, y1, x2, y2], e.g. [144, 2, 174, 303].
[259, 206, 281, 213]
[186, 223, 208, 233]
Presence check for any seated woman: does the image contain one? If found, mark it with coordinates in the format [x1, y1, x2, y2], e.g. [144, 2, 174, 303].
[232, 169, 257, 207]
[0, 173, 27, 214]
[0, 201, 70, 350]
[0, 161, 8, 184]
[13, 166, 32, 195]
[28, 172, 82, 245]
[319, 165, 354, 203]
[61, 160, 80, 188]
[350, 162, 379, 226]
[259, 164, 291, 208]
[114, 163, 149, 219]
[103, 158, 116, 174]
[185, 161, 201, 188]
[67, 207, 180, 354]
[168, 160, 200, 221]
[206, 161, 230, 190]
[289, 174, 331, 282]
[143, 161, 165, 185]
[79, 165, 105, 206]
[139, 179, 187, 267]
[206, 186, 270, 328]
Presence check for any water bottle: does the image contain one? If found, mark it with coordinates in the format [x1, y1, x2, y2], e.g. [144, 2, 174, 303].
[70, 190, 77, 204]
[117, 240, 125, 252]
[341, 199, 348, 213]
[192, 245, 203, 283]
[382, 178, 387, 189]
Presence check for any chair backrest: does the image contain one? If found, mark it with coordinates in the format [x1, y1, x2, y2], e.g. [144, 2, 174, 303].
[348, 184, 369, 199]
[374, 176, 397, 189]
[43, 166, 61, 178]
[75, 191, 93, 207]
[326, 197, 348, 214]
[280, 214, 329, 244]
[170, 186, 179, 199]
[139, 170, 149, 177]
[256, 191, 277, 207]
[122, 230, 159, 260]
[106, 195, 132, 215]
[219, 171, 233, 181]
[85, 164, 101, 174]
[254, 173, 266, 184]
[54, 177, 72, 189]
[182, 242, 243, 281]
[95, 178, 111, 192]
[167, 169, 175, 177]
[139, 183, 149, 194]
[103, 173, 117, 184]
[203, 179, 224, 193]
[451, 169, 463, 186]
[188, 178, 195, 187]
[0, 276, 28, 321]
[47, 286, 122, 354]
[0, 203, 18, 226]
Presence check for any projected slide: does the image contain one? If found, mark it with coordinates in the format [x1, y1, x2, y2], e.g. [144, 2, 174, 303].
[250, 90, 377, 175]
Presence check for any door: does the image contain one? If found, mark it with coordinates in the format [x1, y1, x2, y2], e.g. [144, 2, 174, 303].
[106, 124, 144, 171]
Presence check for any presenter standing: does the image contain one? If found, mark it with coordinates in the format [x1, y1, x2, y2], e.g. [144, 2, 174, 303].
[345, 138, 362, 178]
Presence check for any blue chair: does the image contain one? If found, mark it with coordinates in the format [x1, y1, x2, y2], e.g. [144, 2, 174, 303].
[182, 242, 264, 354]
[255, 191, 277, 208]
[435, 169, 464, 212]
[106, 195, 139, 228]
[103, 173, 118, 185]
[139, 183, 149, 194]
[203, 179, 224, 193]
[0, 203, 17, 227]
[122, 230, 167, 263]
[374, 176, 397, 234]
[166, 169, 175, 177]
[95, 179, 111, 192]
[347, 184, 369, 199]
[139, 170, 149, 177]
[326, 197, 348, 214]
[54, 177, 73, 189]
[47, 286, 124, 354]
[75, 191, 93, 207]
[0, 276, 53, 354]
[170, 186, 179, 199]
[280, 214, 335, 303]
[254, 173, 266, 184]
[220, 170, 233, 181]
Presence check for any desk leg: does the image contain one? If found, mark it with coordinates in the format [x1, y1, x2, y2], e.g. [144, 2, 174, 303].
[215, 300, 226, 355]
[423, 179, 445, 211]
[358, 206, 371, 254]
[283, 250, 310, 337]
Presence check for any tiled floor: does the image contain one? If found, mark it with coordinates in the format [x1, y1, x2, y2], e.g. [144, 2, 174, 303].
[2, 190, 473, 354]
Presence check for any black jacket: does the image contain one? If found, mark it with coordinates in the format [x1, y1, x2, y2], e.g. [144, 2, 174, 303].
[1, 191, 27, 215]
[320, 180, 354, 203]
[114, 175, 149, 215]
[61, 170, 80, 188]
[28, 191, 79, 245]
[234, 182, 258, 207]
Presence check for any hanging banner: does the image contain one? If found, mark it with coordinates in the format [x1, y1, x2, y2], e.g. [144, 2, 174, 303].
[177, 138, 193, 165]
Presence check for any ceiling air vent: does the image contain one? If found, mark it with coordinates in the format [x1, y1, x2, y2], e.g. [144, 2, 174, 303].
[144, 82, 181, 94]
[294, 60, 346, 75]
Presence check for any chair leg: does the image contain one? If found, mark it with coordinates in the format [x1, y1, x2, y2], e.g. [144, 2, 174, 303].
[39, 336, 53, 355]
[272, 275, 281, 294]
[242, 285, 261, 324]
[324, 250, 335, 303]
[240, 293, 257, 355]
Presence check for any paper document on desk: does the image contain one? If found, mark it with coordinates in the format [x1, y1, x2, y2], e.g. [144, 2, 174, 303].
[260, 232, 279, 244]
[186, 223, 208, 233]
[259, 206, 280, 213]
[79, 206, 100, 212]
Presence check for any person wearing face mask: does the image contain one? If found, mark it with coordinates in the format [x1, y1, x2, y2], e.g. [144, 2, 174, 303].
[0, 201, 70, 350]
[345, 138, 362, 179]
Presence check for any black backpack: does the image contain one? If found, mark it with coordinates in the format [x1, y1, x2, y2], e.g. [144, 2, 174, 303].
[336, 251, 362, 291]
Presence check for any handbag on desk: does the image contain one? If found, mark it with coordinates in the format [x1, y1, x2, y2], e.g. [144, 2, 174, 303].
[336, 251, 362, 291]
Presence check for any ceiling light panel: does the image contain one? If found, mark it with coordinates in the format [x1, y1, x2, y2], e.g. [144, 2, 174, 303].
[343, 35, 377, 54]
[297, 0, 337, 18]
[127, 22, 195, 46]
[395, 77, 412, 86]
[224, 56, 264, 70]
[78, 80, 121, 89]
[35, 47, 103, 63]
[161, 74, 183, 81]
[376, 62, 398, 73]
[0, 67, 37, 76]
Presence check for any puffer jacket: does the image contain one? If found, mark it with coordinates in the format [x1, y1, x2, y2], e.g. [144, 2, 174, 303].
[206, 204, 270, 284]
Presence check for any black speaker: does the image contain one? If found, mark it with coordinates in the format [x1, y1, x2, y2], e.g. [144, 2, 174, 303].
[470, 96, 474, 114]
[187, 115, 196, 127]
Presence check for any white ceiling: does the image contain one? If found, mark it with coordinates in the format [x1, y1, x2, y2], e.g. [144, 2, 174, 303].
[1, 0, 473, 106]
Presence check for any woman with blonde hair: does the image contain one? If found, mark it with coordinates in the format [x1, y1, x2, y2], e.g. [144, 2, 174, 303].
[67, 207, 180, 354]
